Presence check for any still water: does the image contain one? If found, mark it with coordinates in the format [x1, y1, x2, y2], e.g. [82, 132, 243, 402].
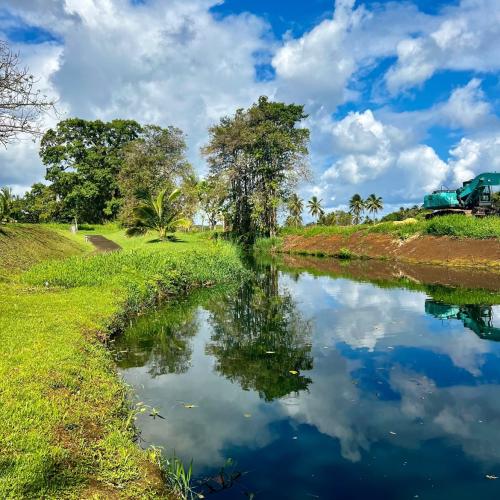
[115, 257, 500, 499]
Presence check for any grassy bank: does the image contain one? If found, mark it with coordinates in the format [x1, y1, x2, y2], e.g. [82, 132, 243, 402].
[0, 226, 246, 498]
[280, 215, 500, 240]
[0, 225, 87, 279]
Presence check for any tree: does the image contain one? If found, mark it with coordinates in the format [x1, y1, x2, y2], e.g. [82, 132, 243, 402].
[40, 118, 142, 223]
[286, 193, 303, 227]
[198, 176, 228, 230]
[202, 96, 310, 242]
[118, 125, 193, 225]
[307, 196, 324, 222]
[349, 194, 365, 224]
[0, 41, 55, 147]
[365, 194, 383, 219]
[319, 210, 353, 226]
[126, 187, 191, 240]
[0, 187, 13, 223]
[12, 183, 61, 223]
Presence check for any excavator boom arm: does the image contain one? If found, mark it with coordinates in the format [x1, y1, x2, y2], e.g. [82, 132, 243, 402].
[457, 172, 500, 205]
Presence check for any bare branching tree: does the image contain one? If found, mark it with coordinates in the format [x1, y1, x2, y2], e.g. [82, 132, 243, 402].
[0, 40, 55, 147]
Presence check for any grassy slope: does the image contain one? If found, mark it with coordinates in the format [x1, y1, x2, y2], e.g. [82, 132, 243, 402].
[0, 226, 245, 499]
[0, 225, 88, 278]
[280, 215, 500, 240]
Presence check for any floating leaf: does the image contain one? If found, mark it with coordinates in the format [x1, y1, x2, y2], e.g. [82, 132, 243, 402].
[289, 370, 299, 375]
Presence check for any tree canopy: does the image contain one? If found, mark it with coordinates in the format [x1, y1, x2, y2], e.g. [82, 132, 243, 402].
[203, 96, 310, 242]
[118, 125, 193, 225]
[40, 118, 142, 223]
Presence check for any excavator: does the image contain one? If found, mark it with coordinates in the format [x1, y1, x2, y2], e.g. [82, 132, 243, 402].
[424, 172, 500, 218]
[425, 300, 500, 341]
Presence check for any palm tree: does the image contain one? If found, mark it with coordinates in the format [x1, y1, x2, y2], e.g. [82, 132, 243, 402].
[349, 193, 365, 224]
[0, 187, 13, 223]
[287, 193, 303, 227]
[126, 188, 191, 239]
[365, 194, 383, 220]
[307, 196, 324, 222]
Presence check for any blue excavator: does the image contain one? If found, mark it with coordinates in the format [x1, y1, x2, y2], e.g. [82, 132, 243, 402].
[424, 172, 500, 218]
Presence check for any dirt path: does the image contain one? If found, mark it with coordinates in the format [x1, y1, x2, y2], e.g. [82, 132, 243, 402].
[85, 235, 122, 253]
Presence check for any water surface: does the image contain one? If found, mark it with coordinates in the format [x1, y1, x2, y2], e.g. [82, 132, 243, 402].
[115, 257, 500, 499]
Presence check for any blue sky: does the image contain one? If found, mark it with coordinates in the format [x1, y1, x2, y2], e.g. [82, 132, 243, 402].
[0, 0, 499, 214]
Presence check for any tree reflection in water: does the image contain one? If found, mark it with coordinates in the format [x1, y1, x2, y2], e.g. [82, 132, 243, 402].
[205, 261, 313, 401]
[114, 298, 199, 377]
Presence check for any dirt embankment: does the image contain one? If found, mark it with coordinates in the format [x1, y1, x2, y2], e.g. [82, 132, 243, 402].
[281, 233, 500, 270]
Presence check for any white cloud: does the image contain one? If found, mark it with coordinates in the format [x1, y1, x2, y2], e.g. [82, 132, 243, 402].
[449, 135, 500, 184]
[386, 0, 500, 93]
[320, 110, 448, 204]
[0, 0, 270, 190]
[439, 79, 492, 129]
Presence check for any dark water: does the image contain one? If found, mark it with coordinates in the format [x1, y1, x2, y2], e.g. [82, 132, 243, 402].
[114, 257, 500, 499]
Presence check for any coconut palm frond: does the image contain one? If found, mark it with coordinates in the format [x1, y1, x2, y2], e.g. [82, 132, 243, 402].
[127, 187, 189, 239]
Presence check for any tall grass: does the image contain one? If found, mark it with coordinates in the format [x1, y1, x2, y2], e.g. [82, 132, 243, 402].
[281, 215, 500, 239]
[23, 241, 248, 317]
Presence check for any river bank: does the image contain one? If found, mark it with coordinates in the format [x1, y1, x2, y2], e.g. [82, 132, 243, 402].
[0, 225, 246, 498]
[269, 232, 500, 270]
[263, 215, 500, 270]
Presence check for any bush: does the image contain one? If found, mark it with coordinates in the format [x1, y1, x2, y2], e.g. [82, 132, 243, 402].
[424, 215, 500, 239]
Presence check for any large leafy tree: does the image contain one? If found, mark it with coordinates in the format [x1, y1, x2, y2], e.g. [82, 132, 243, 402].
[203, 96, 310, 242]
[365, 194, 383, 219]
[40, 118, 142, 223]
[349, 194, 365, 224]
[118, 125, 194, 225]
[12, 183, 61, 222]
[198, 176, 228, 230]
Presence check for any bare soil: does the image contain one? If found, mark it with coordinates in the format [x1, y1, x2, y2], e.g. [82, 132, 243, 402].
[281, 233, 500, 270]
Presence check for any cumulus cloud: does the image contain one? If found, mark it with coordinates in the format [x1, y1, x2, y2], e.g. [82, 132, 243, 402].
[449, 134, 500, 184]
[0, 0, 498, 208]
[319, 110, 448, 205]
[386, 0, 500, 93]
[0, 0, 270, 190]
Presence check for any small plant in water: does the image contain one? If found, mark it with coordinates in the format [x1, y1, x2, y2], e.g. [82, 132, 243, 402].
[165, 454, 198, 499]
[335, 248, 354, 260]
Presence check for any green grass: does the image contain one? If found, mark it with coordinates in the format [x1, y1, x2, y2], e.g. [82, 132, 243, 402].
[281, 215, 500, 240]
[0, 226, 246, 498]
[0, 225, 87, 278]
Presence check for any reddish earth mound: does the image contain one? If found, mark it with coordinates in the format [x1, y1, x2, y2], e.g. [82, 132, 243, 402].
[282, 233, 500, 270]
